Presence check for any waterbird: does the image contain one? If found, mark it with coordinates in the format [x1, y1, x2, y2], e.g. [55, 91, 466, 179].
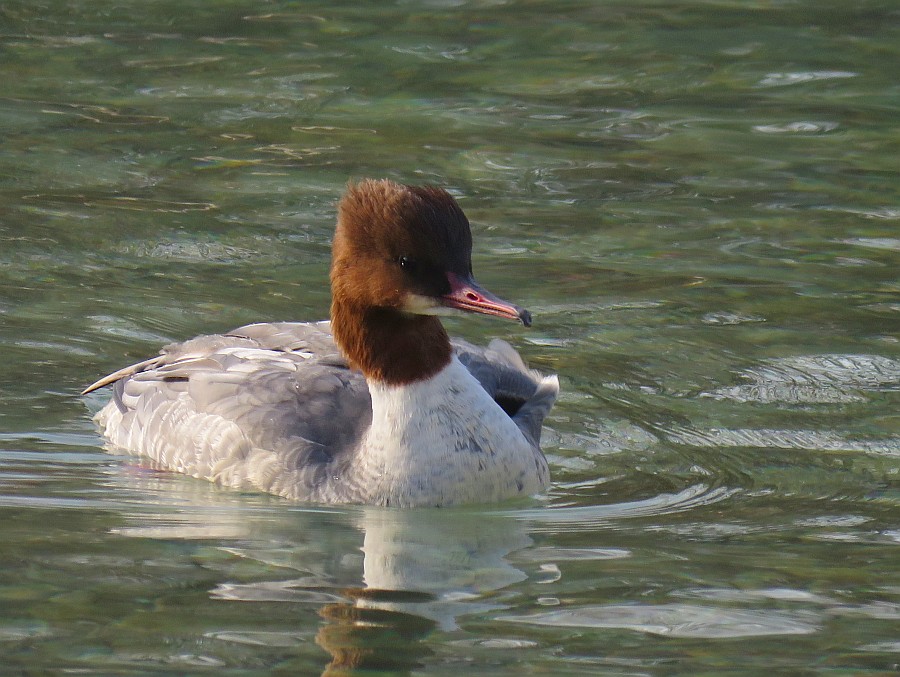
[83, 179, 558, 507]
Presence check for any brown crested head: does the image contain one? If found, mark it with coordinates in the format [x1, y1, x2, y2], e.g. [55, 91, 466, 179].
[329, 179, 530, 385]
[330, 179, 472, 313]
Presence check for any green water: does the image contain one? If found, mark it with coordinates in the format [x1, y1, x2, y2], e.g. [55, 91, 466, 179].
[1, 1, 898, 674]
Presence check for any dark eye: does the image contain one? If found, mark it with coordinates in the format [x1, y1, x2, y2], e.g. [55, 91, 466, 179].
[397, 255, 417, 272]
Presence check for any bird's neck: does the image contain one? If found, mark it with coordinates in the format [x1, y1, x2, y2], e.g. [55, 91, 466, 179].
[330, 297, 452, 386]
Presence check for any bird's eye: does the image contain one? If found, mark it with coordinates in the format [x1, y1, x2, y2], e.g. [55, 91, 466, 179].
[397, 255, 417, 272]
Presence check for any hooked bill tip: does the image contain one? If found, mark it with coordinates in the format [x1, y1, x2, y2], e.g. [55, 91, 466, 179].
[519, 308, 533, 327]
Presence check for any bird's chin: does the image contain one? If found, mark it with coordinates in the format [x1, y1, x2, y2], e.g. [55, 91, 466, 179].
[401, 294, 459, 317]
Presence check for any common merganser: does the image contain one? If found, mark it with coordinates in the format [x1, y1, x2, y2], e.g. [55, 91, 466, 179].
[83, 179, 558, 507]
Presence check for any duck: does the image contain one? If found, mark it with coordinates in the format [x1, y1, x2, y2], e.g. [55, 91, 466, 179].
[83, 179, 558, 507]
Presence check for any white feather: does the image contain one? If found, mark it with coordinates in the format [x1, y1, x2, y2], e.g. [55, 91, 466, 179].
[347, 356, 550, 506]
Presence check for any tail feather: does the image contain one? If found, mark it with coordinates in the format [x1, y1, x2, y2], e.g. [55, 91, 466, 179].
[512, 374, 559, 446]
[81, 355, 163, 395]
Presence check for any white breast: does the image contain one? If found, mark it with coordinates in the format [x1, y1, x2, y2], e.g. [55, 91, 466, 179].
[348, 356, 550, 507]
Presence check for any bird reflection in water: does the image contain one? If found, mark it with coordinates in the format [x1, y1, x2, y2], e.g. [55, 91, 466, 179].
[319, 506, 532, 675]
[110, 471, 532, 675]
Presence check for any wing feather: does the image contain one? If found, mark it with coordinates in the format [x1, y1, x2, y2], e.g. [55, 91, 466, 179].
[91, 323, 369, 497]
[88, 321, 555, 497]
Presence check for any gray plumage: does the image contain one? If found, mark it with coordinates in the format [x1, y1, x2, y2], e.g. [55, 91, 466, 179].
[86, 179, 561, 505]
[86, 321, 556, 504]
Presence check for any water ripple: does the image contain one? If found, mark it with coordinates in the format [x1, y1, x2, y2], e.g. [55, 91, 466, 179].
[204, 630, 306, 647]
[85, 197, 217, 212]
[841, 237, 900, 250]
[210, 580, 347, 604]
[22, 100, 169, 125]
[117, 240, 257, 263]
[668, 427, 900, 457]
[757, 71, 857, 87]
[517, 547, 631, 562]
[753, 121, 839, 134]
[706, 385, 866, 405]
[390, 44, 471, 62]
[674, 587, 839, 605]
[701, 311, 766, 326]
[0, 621, 53, 642]
[513, 484, 739, 532]
[502, 603, 821, 638]
[704, 354, 900, 404]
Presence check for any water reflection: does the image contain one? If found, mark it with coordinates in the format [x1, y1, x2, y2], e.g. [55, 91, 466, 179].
[113, 473, 532, 675]
[503, 603, 821, 639]
[356, 507, 531, 629]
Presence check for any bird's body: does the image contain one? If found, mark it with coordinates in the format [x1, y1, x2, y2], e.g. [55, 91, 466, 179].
[85, 180, 557, 507]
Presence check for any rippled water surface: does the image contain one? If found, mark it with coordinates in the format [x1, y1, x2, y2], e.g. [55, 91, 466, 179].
[1, 1, 898, 674]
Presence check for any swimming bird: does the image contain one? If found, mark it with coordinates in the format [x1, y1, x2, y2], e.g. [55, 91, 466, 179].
[83, 179, 558, 507]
